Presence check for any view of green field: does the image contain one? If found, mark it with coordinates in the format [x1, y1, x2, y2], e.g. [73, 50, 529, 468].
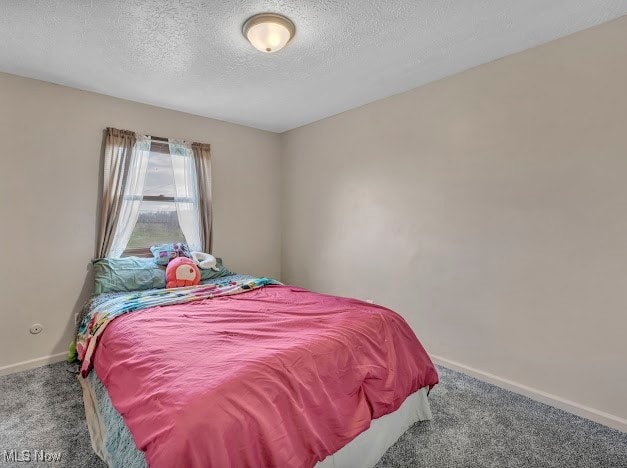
[126, 210, 185, 249]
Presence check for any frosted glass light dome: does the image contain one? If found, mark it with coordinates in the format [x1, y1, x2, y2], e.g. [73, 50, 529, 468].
[243, 13, 295, 54]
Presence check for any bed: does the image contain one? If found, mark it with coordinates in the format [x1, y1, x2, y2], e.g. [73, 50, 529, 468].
[75, 273, 438, 468]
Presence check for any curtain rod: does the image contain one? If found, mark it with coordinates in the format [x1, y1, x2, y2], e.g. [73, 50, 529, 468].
[146, 136, 209, 147]
[107, 128, 208, 147]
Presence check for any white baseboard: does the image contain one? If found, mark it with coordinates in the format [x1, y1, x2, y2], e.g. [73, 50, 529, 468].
[0, 352, 68, 377]
[430, 354, 626, 433]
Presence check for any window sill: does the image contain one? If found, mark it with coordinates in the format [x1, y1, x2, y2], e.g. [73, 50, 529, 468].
[122, 247, 153, 258]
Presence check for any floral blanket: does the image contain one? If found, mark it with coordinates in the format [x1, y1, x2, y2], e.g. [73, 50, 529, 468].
[71, 276, 280, 377]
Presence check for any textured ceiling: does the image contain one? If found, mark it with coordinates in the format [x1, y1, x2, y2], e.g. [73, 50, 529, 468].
[1, 1, 626, 132]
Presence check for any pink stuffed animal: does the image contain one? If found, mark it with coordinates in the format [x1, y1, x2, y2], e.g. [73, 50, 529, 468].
[166, 257, 201, 289]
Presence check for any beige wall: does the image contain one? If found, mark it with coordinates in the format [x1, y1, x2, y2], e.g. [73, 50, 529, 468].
[0, 73, 282, 371]
[281, 17, 627, 425]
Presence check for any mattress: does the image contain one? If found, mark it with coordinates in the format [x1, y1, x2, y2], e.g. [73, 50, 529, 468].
[79, 371, 432, 468]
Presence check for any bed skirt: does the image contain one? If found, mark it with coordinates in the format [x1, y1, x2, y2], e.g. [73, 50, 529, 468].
[79, 372, 432, 468]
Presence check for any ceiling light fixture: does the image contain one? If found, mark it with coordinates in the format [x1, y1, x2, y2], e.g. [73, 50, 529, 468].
[243, 13, 295, 54]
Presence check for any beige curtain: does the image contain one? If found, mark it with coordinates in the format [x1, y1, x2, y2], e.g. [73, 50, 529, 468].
[191, 142, 213, 253]
[96, 128, 137, 258]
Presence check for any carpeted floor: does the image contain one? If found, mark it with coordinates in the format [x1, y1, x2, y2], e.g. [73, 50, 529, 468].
[0, 362, 625, 468]
[376, 367, 627, 468]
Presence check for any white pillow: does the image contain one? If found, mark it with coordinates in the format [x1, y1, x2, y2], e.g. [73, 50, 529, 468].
[191, 252, 219, 270]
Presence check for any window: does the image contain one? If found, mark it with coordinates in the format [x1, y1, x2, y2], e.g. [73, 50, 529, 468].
[124, 141, 185, 256]
[97, 128, 211, 259]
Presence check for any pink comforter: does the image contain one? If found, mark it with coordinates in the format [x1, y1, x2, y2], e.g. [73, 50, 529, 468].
[93, 285, 438, 467]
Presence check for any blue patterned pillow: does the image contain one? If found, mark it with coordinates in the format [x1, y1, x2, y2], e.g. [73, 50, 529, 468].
[93, 257, 165, 294]
[150, 242, 192, 266]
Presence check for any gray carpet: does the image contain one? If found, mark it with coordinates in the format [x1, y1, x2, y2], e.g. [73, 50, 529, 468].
[0, 363, 625, 468]
[376, 367, 627, 468]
